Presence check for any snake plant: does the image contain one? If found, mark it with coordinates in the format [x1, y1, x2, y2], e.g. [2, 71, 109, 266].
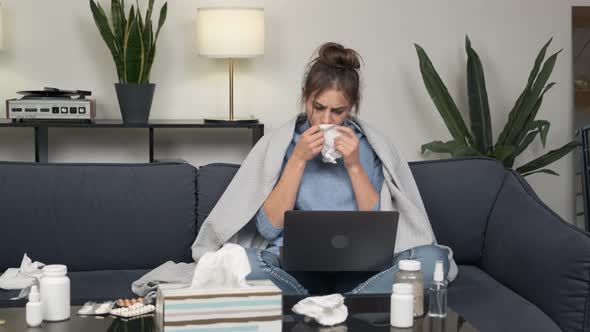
[90, 0, 168, 84]
[416, 36, 578, 177]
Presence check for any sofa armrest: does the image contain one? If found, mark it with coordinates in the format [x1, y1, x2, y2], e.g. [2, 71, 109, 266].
[481, 170, 590, 332]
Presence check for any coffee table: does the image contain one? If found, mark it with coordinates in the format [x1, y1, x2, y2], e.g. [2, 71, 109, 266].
[0, 295, 478, 331]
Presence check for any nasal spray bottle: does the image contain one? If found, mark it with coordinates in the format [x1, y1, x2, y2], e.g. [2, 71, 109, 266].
[427, 260, 447, 318]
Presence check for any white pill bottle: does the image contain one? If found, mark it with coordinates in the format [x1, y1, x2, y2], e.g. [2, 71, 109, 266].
[40, 264, 71, 321]
[390, 283, 414, 328]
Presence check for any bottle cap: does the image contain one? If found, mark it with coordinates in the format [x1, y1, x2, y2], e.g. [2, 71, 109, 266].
[28, 285, 40, 302]
[43, 264, 67, 277]
[433, 260, 444, 282]
[392, 283, 413, 295]
[399, 260, 421, 271]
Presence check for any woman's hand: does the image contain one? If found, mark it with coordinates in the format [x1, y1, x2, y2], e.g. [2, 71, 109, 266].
[335, 126, 361, 169]
[291, 125, 324, 163]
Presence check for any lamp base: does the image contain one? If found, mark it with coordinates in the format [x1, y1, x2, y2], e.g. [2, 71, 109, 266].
[204, 117, 259, 124]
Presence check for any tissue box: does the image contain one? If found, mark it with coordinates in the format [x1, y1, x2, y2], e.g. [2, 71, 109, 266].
[156, 280, 282, 332]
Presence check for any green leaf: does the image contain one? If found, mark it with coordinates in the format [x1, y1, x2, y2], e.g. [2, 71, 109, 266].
[521, 168, 559, 177]
[124, 14, 144, 83]
[492, 145, 516, 166]
[453, 144, 483, 157]
[527, 38, 553, 90]
[120, 0, 127, 32]
[155, 2, 167, 42]
[145, 2, 167, 82]
[496, 38, 553, 147]
[111, 0, 124, 54]
[529, 119, 550, 147]
[144, 0, 154, 35]
[127, 4, 135, 32]
[512, 82, 555, 148]
[516, 141, 579, 174]
[466, 36, 493, 154]
[142, 20, 153, 83]
[421, 140, 481, 157]
[415, 44, 473, 146]
[421, 140, 461, 155]
[513, 129, 540, 159]
[505, 119, 550, 167]
[135, 0, 144, 34]
[90, 0, 124, 82]
[504, 49, 561, 147]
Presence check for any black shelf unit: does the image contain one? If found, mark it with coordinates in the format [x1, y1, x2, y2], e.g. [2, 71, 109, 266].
[0, 119, 264, 163]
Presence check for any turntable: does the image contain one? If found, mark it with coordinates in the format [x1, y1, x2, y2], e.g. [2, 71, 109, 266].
[6, 87, 96, 122]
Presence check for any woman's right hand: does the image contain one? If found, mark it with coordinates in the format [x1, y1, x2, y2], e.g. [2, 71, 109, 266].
[291, 125, 325, 162]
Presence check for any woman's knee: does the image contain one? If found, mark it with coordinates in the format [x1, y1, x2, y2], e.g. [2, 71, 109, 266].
[245, 247, 282, 280]
[245, 248, 269, 280]
[411, 245, 450, 278]
[412, 245, 449, 261]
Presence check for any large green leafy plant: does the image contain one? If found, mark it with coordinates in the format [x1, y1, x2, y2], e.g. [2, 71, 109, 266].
[416, 37, 578, 177]
[90, 0, 168, 84]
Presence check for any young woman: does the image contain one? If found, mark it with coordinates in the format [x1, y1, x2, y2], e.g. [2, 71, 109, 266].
[245, 42, 450, 295]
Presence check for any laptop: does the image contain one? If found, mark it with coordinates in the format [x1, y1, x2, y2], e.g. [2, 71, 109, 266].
[281, 210, 399, 272]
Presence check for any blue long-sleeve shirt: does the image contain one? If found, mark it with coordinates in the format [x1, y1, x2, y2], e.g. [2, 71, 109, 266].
[255, 118, 385, 255]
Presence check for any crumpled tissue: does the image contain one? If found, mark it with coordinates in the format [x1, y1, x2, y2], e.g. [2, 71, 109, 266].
[292, 293, 348, 326]
[190, 243, 251, 289]
[0, 254, 45, 299]
[319, 124, 343, 164]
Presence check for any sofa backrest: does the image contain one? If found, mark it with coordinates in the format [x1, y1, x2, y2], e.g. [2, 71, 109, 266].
[410, 158, 506, 264]
[197, 158, 508, 265]
[0, 162, 197, 272]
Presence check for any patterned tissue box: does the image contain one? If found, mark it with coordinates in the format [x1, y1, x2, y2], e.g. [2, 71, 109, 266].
[155, 280, 282, 332]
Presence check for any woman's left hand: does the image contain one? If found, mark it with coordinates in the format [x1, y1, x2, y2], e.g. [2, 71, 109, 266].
[334, 126, 361, 169]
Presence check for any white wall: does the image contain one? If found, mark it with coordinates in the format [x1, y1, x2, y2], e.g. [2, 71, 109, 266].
[0, 0, 578, 223]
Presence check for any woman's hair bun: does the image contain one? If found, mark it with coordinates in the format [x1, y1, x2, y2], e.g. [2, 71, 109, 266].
[317, 42, 361, 70]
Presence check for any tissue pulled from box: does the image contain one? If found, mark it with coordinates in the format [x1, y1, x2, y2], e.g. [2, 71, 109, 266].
[191, 243, 251, 290]
[292, 293, 348, 326]
[319, 124, 343, 164]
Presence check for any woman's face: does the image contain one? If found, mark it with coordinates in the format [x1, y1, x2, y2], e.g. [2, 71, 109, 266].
[304, 88, 351, 127]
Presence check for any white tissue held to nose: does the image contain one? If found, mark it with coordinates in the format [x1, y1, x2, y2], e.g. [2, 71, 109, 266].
[319, 124, 343, 164]
[292, 293, 348, 326]
[190, 243, 252, 290]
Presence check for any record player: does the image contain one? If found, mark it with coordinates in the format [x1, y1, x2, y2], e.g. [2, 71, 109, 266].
[6, 87, 96, 122]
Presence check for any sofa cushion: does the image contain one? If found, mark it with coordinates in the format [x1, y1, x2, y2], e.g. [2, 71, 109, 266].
[410, 158, 506, 265]
[197, 158, 506, 266]
[449, 265, 560, 332]
[482, 171, 590, 332]
[0, 269, 150, 308]
[197, 163, 240, 231]
[0, 162, 197, 272]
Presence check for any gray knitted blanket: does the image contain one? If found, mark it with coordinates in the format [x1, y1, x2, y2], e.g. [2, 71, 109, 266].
[132, 115, 458, 299]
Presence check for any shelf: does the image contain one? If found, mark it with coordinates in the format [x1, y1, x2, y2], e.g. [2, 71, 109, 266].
[0, 119, 263, 129]
[0, 119, 264, 163]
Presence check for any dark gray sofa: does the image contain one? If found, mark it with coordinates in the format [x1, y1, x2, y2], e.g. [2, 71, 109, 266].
[0, 158, 589, 332]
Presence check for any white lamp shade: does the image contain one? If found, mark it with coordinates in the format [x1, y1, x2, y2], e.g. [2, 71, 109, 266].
[197, 8, 264, 58]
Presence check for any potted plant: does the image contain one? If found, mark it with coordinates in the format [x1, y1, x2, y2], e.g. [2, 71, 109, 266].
[90, 0, 168, 124]
[415, 37, 578, 177]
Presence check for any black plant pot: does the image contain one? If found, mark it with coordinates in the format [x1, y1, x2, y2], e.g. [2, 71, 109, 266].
[115, 83, 156, 124]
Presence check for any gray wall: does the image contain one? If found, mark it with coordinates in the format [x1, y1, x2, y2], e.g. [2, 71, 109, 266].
[0, 0, 579, 223]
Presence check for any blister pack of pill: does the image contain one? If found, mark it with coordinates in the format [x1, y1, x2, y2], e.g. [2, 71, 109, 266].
[109, 302, 155, 318]
[116, 297, 144, 307]
[77, 301, 116, 315]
